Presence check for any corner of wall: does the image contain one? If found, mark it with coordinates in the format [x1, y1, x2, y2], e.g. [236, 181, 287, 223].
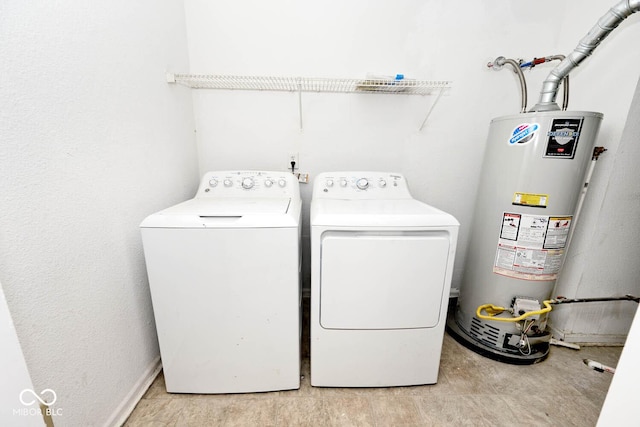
[103, 357, 161, 427]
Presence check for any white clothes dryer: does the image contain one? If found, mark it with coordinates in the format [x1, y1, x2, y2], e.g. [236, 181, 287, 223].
[141, 171, 301, 393]
[310, 172, 458, 387]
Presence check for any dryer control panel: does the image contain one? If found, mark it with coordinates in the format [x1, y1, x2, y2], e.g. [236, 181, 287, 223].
[196, 171, 299, 198]
[314, 172, 412, 200]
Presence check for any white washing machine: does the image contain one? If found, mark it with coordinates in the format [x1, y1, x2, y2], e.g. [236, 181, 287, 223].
[310, 172, 458, 387]
[140, 171, 301, 393]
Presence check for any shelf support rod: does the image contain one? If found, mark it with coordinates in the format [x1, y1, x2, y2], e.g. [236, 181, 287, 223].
[297, 79, 303, 131]
[419, 87, 445, 131]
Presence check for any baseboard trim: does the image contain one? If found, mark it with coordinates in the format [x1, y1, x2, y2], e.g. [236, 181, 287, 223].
[104, 356, 162, 427]
[550, 325, 627, 345]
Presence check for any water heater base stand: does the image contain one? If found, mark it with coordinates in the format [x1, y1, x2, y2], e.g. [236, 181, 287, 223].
[445, 309, 549, 365]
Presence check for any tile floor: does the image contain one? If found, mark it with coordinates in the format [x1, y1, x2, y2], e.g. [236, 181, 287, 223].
[125, 301, 621, 427]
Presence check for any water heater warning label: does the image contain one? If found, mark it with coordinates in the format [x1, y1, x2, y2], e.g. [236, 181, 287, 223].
[544, 118, 584, 158]
[493, 212, 572, 281]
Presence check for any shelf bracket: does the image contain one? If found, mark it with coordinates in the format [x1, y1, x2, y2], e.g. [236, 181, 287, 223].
[419, 87, 445, 131]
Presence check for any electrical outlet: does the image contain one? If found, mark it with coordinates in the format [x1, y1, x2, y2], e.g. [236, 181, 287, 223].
[288, 152, 299, 172]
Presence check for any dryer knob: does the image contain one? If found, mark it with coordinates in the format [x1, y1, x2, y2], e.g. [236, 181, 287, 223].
[264, 179, 273, 187]
[209, 178, 218, 187]
[340, 179, 348, 187]
[278, 179, 287, 187]
[356, 178, 369, 190]
[223, 179, 233, 187]
[241, 177, 254, 189]
[326, 179, 334, 187]
[379, 179, 387, 188]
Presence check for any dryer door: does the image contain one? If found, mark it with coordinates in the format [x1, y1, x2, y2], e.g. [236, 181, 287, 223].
[320, 230, 451, 330]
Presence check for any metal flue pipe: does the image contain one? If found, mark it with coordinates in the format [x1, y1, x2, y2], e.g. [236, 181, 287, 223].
[531, 0, 640, 112]
[545, 55, 570, 111]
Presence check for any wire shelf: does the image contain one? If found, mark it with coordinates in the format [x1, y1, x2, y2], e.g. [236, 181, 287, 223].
[168, 74, 451, 95]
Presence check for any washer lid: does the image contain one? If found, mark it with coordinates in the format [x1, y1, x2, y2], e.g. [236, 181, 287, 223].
[141, 197, 297, 228]
[311, 199, 459, 227]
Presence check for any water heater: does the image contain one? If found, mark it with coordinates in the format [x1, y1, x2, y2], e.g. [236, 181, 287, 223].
[449, 111, 602, 363]
[447, 0, 638, 364]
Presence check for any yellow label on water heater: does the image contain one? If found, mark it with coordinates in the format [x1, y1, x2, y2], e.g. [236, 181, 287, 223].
[512, 192, 548, 208]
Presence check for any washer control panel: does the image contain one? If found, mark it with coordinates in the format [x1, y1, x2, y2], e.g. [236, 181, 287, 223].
[314, 172, 412, 199]
[196, 171, 297, 198]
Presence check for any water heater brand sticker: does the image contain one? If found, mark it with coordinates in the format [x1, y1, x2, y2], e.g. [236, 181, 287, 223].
[544, 118, 584, 158]
[493, 212, 572, 281]
[508, 123, 539, 145]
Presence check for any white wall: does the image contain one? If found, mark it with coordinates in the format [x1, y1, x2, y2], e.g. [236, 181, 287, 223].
[598, 305, 640, 426]
[184, 0, 640, 341]
[552, 76, 640, 342]
[0, 282, 43, 427]
[0, 2, 197, 426]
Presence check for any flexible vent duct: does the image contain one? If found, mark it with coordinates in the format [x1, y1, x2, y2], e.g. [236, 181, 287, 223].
[532, 0, 640, 112]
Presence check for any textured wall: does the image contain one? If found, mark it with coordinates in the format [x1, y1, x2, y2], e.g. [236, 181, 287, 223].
[552, 76, 640, 342]
[0, 282, 42, 427]
[0, 1, 198, 425]
[598, 305, 640, 423]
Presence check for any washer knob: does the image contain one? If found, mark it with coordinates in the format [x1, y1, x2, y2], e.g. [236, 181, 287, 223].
[241, 177, 254, 189]
[326, 179, 334, 187]
[340, 179, 348, 187]
[223, 179, 233, 187]
[379, 179, 387, 188]
[264, 179, 273, 187]
[278, 179, 287, 187]
[209, 178, 218, 187]
[356, 178, 369, 190]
